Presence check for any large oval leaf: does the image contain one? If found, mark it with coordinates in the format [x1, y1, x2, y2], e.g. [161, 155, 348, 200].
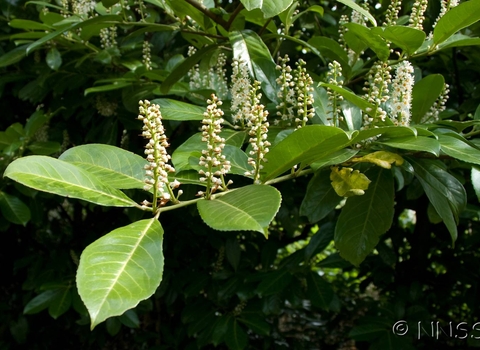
[437, 134, 480, 165]
[0, 191, 31, 226]
[197, 185, 281, 236]
[261, 125, 353, 181]
[230, 30, 277, 101]
[411, 74, 445, 124]
[408, 158, 466, 243]
[150, 98, 205, 121]
[59, 144, 147, 189]
[4, 156, 137, 207]
[433, 0, 480, 45]
[335, 167, 395, 266]
[241, 0, 293, 18]
[77, 218, 164, 329]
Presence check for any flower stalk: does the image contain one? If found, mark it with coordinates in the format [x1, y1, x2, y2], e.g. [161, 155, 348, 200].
[198, 94, 232, 199]
[138, 100, 178, 213]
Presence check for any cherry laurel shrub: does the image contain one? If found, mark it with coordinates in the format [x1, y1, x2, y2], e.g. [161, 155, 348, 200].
[2, 0, 480, 348]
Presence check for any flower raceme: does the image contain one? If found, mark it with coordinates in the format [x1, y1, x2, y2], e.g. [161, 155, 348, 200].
[137, 100, 179, 212]
[198, 95, 232, 199]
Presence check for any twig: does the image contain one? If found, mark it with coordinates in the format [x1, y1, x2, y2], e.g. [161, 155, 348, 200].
[181, 29, 228, 41]
[184, 0, 229, 30]
[226, 3, 244, 30]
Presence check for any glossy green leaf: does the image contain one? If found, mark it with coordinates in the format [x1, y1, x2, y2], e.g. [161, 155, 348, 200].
[305, 222, 335, 260]
[472, 167, 480, 202]
[344, 23, 389, 61]
[28, 141, 61, 155]
[46, 47, 62, 71]
[150, 98, 205, 121]
[311, 148, 359, 171]
[330, 166, 371, 197]
[408, 158, 466, 243]
[48, 287, 72, 319]
[0, 44, 29, 68]
[300, 170, 342, 223]
[437, 134, 480, 165]
[172, 133, 204, 172]
[119, 309, 140, 328]
[317, 253, 351, 268]
[411, 74, 445, 124]
[26, 15, 122, 54]
[4, 156, 137, 207]
[308, 37, 351, 76]
[211, 314, 231, 346]
[237, 313, 270, 336]
[226, 238, 241, 271]
[433, 0, 480, 45]
[241, 0, 293, 18]
[256, 269, 292, 296]
[319, 83, 376, 118]
[0, 192, 31, 226]
[59, 144, 148, 189]
[437, 33, 480, 51]
[197, 185, 281, 235]
[241, 0, 262, 11]
[343, 30, 369, 54]
[335, 167, 395, 266]
[84, 82, 132, 95]
[77, 218, 164, 329]
[306, 271, 334, 310]
[24, 110, 50, 137]
[9, 19, 51, 30]
[223, 145, 250, 176]
[336, 0, 376, 26]
[377, 136, 440, 156]
[225, 319, 248, 350]
[102, 0, 120, 7]
[24, 290, 59, 314]
[352, 126, 416, 144]
[376, 26, 425, 55]
[261, 125, 353, 181]
[230, 30, 275, 82]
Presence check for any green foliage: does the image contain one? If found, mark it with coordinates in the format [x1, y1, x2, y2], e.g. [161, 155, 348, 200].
[2, 0, 480, 348]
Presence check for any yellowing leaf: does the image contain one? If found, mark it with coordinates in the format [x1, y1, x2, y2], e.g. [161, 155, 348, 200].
[330, 167, 371, 197]
[351, 151, 404, 169]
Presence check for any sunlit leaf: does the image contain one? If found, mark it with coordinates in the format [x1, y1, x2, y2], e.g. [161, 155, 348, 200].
[433, 0, 480, 45]
[437, 134, 480, 165]
[59, 144, 148, 189]
[77, 218, 164, 329]
[150, 98, 205, 121]
[344, 23, 388, 60]
[197, 185, 281, 236]
[261, 125, 353, 181]
[4, 156, 137, 207]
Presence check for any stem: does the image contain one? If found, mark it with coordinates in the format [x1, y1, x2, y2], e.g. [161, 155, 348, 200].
[226, 3, 244, 30]
[265, 168, 313, 186]
[181, 29, 227, 41]
[183, 0, 229, 30]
